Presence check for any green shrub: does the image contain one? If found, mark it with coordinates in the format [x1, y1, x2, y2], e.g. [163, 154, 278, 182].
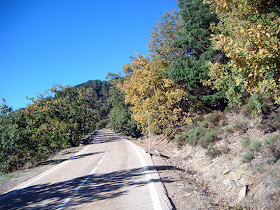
[242, 98, 256, 116]
[233, 121, 247, 131]
[240, 136, 250, 147]
[250, 140, 262, 151]
[241, 152, 254, 163]
[225, 126, 234, 133]
[193, 116, 204, 124]
[204, 112, 222, 125]
[264, 134, 280, 145]
[199, 130, 217, 148]
[185, 127, 205, 145]
[205, 143, 220, 157]
[174, 134, 186, 146]
[264, 134, 280, 161]
[242, 95, 268, 116]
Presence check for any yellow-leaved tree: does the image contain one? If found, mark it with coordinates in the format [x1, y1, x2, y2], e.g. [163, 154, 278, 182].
[120, 55, 190, 135]
[205, 0, 280, 112]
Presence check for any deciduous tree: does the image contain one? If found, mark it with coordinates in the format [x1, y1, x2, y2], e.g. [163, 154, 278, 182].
[206, 0, 280, 112]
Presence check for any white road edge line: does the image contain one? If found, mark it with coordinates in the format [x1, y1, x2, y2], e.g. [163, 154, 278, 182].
[0, 144, 91, 202]
[123, 137, 162, 210]
[57, 132, 110, 210]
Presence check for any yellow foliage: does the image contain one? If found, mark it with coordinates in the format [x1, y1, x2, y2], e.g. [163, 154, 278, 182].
[206, 0, 280, 106]
[120, 54, 190, 135]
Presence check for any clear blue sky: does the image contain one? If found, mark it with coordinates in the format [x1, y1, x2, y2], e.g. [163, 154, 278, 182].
[0, 0, 179, 110]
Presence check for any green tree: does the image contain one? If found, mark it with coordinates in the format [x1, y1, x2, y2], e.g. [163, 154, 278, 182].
[106, 80, 141, 137]
[168, 0, 224, 111]
[148, 10, 184, 62]
[0, 100, 32, 172]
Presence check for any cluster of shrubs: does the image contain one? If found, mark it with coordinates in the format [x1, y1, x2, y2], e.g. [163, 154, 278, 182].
[174, 96, 280, 164]
[175, 112, 224, 157]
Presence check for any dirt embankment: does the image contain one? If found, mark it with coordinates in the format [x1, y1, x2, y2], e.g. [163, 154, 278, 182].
[130, 109, 280, 209]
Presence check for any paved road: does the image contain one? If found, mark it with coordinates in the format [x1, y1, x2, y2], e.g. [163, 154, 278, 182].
[0, 129, 172, 209]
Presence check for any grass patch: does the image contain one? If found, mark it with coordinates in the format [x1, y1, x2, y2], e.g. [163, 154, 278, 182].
[233, 121, 248, 132]
[175, 127, 218, 149]
[241, 152, 255, 163]
[185, 127, 206, 145]
[174, 134, 186, 147]
[264, 134, 280, 161]
[199, 130, 217, 148]
[205, 143, 220, 157]
[242, 95, 268, 116]
[265, 134, 280, 145]
[193, 116, 204, 124]
[250, 140, 262, 151]
[240, 136, 250, 147]
[204, 112, 223, 126]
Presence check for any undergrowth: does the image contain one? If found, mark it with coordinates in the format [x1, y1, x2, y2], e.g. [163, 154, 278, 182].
[175, 112, 222, 152]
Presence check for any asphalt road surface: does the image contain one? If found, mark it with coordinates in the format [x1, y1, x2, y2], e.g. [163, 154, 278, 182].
[0, 129, 172, 209]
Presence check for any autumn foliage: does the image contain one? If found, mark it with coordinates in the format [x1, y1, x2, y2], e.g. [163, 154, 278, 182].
[120, 55, 190, 135]
[206, 0, 280, 111]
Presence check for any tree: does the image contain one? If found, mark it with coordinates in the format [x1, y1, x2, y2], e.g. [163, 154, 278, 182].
[117, 10, 194, 135]
[0, 100, 32, 172]
[120, 55, 191, 135]
[106, 77, 141, 137]
[148, 10, 184, 62]
[206, 0, 280, 112]
[168, 0, 223, 110]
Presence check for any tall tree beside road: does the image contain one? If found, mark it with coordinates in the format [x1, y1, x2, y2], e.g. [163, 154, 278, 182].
[0, 100, 32, 172]
[117, 10, 192, 135]
[120, 55, 190, 136]
[168, 0, 224, 111]
[148, 10, 184, 62]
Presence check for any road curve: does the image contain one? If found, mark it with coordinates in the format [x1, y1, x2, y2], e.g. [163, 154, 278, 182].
[0, 129, 172, 209]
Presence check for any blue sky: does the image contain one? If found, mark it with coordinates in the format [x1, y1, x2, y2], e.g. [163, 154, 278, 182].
[0, 0, 179, 110]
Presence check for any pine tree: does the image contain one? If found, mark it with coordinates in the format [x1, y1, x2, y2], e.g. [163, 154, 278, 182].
[168, 0, 224, 110]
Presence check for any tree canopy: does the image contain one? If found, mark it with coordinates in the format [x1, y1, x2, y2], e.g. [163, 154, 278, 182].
[168, 0, 224, 110]
[206, 0, 280, 112]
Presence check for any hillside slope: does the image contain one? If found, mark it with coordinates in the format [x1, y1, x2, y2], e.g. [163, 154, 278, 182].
[132, 107, 280, 209]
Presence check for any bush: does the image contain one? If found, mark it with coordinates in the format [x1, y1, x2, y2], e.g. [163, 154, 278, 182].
[199, 130, 217, 148]
[174, 134, 186, 146]
[250, 140, 262, 151]
[241, 152, 254, 163]
[240, 136, 250, 147]
[233, 121, 248, 132]
[242, 98, 256, 116]
[193, 116, 204, 124]
[265, 134, 280, 145]
[204, 112, 223, 126]
[205, 143, 220, 157]
[186, 127, 205, 145]
[264, 134, 280, 161]
[242, 95, 268, 116]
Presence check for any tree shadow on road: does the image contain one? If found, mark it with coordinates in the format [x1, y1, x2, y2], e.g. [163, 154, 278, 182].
[35, 152, 104, 167]
[0, 165, 180, 209]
